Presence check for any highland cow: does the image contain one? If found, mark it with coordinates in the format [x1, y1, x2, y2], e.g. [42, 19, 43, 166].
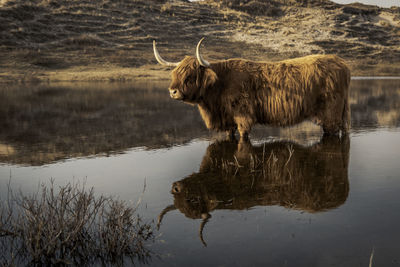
[153, 38, 351, 138]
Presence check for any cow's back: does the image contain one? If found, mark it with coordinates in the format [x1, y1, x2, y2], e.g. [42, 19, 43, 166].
[254, 55, 350, 126]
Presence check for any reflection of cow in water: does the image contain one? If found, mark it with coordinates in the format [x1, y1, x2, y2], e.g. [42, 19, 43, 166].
[158, 136, 350, 246]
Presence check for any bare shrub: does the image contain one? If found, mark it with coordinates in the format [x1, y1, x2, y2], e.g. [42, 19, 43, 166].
[0, 180, 153, 266]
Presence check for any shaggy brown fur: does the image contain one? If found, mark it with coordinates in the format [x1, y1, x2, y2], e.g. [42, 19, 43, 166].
[168, 55, 351, 137]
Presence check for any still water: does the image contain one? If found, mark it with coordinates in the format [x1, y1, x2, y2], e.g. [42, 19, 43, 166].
[0, 79, 400, 266]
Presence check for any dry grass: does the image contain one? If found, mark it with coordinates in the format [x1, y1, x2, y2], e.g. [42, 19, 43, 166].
[1, 0, 400, 82]
[0, 180, 153, 266]
[214, 143, 295, 177]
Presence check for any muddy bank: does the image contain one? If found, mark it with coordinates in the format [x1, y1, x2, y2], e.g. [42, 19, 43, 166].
[0, 0, 399, 83]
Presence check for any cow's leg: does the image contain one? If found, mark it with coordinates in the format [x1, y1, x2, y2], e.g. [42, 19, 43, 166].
[322, 127, 339, 136]
[226, 128, 236, 140]
[234, 116, 252, 140]
[239, 130, 249, 140]
[318, 98, 344, 136]
[235, 137, 253, 162]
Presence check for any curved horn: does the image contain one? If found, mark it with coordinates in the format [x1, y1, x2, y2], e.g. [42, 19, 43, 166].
[153, 40, 180, 67]
[199, 213, 211, 247]
[196, 37, 210, 67]
[157, 204, 177, 230]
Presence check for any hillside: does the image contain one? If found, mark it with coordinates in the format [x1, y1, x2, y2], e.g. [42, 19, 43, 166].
[0, 0, 399, 82]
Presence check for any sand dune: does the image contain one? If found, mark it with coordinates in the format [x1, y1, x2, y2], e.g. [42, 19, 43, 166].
[0, 0, 399, 82]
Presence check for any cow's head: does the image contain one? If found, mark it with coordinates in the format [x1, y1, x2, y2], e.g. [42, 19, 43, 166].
[153, 38, 217, 102]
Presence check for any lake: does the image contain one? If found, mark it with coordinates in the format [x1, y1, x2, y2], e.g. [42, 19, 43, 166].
[0, 78, 400, 266]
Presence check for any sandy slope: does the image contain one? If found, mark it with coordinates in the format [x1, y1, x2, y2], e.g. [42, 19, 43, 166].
[0, 0, 399, 82]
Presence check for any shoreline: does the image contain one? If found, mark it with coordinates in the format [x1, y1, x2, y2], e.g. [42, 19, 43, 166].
[1, 62, 400, 84]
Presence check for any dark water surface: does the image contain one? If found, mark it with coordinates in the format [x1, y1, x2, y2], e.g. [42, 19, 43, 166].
[1, 79, 400, 266]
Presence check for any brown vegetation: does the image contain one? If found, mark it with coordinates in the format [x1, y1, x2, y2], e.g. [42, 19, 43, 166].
[0, 180, 153, 265]
[0, 0, 399, 82]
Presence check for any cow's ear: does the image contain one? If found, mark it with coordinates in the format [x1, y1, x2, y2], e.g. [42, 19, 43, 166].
[201, 68, 217, 91]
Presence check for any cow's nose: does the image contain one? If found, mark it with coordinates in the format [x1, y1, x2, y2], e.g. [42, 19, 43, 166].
[171, 89, 177, 95]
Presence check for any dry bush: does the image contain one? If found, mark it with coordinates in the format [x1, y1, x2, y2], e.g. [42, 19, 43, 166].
[0, 180, 153, 266]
